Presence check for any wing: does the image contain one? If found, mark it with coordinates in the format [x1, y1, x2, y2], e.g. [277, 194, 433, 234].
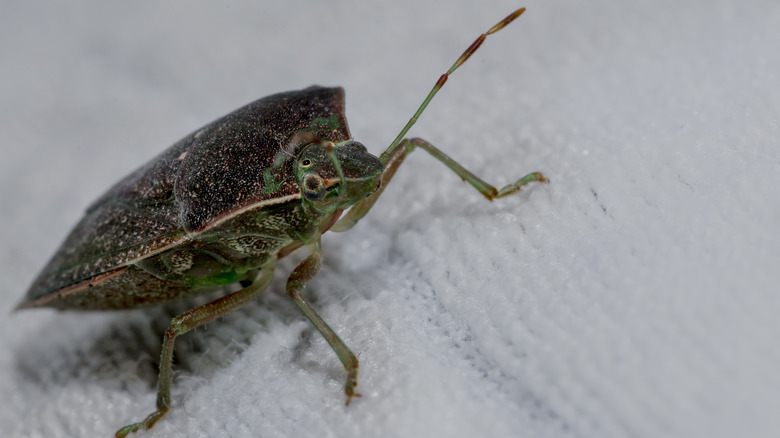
[22, 156, 188, 303]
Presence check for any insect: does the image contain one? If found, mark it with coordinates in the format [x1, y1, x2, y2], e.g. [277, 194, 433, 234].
[17, 7, 547, 437]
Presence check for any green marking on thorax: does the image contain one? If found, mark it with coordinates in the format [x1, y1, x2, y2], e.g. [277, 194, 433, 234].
[261, 114, 341, 196]
[305, 114, 341, 133]
[262, 151, 288, 194]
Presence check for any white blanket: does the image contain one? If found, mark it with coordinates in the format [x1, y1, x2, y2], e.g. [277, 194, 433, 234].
[1, 1, 778, 437]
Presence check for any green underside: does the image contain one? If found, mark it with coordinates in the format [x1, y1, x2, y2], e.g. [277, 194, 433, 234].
[187, 269, 247, 288]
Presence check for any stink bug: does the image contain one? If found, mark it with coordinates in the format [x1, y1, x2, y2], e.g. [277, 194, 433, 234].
[17, 8, 548, 437]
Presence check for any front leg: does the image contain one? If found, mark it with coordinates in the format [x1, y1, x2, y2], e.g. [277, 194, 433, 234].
[286, 239, 360, 403]
[332, 137, 547, 232]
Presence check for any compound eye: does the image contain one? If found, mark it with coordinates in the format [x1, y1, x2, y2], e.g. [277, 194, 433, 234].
[302, 173, 325, 201]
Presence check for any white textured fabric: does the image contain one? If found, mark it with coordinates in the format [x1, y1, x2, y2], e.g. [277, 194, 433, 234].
[1, 1, 779, 437]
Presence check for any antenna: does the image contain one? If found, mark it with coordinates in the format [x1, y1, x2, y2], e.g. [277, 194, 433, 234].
[381, 8, 526, 164]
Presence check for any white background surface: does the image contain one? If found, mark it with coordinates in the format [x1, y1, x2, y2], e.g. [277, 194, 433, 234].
[1, 1, 779, 437]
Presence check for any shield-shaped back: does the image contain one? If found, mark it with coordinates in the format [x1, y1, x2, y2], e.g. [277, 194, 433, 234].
[21, 86, 351, 304]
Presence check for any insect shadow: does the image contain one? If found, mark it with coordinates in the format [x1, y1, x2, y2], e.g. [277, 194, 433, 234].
[13, 260, 339, 396]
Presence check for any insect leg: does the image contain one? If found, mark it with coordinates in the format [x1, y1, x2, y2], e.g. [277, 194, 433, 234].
[286, 239, 360, 404]
[403, 137, 548, 200]
[332, 136, 547, 232]
[115, 264, 276, 438]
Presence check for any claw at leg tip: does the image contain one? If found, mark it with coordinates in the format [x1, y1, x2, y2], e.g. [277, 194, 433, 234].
[345, 392, 362, 406]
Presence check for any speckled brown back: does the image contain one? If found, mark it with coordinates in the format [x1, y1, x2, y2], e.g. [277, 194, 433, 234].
[20, 86, 351, 307]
